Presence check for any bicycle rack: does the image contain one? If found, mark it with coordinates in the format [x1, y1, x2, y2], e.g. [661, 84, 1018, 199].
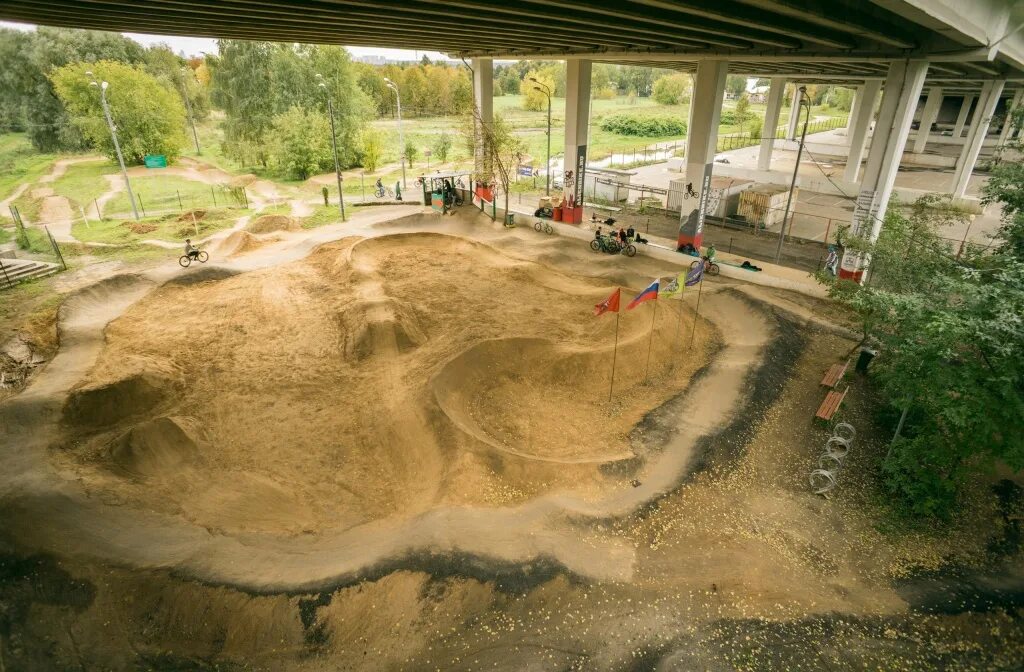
[809, 423, 855, 495]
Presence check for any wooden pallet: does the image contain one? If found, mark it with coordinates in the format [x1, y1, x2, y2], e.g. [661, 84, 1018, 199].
[815, 387, 848, 422]
[820, 361, 849, 388]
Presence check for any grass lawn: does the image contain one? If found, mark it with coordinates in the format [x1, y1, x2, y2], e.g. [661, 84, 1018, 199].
[50, 159, 117, 212]
[106, 175, 224, 217]
[72, 207, 247, 245]
[0, 227, 11, 244]
[0, 133, 57, 202]
[300, 204, 344, 229]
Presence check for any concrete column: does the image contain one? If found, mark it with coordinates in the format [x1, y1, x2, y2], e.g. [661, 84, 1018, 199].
[845, 86, 862, 146]
[472, 58, 493, 179]
[998, 89, 1022, 145]
[951, 79, 1005, 198]
[562, 59, 591, 224]
[839, 60, 929, 281]
[785, 83, 801, 140]
[757, 77, 786, 171]
[678, 59, 728, 250]
[843, 79, 881, 184]
[912, 87, 943, 154]
[953, 95, 974, 138]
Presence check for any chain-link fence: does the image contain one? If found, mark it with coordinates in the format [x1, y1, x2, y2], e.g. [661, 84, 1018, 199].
[104, 184, 249, 220]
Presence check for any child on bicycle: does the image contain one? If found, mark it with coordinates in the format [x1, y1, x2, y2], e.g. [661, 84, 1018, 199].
[184, 238, 200, 260]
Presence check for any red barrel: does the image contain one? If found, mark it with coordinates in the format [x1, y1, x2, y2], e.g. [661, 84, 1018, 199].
[552, 207, 563, 222]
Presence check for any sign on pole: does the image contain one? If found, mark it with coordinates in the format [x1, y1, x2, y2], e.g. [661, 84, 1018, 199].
[144, 155, 167, 168]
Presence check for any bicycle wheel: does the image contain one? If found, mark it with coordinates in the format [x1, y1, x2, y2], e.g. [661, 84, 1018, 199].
[624, 244, 637, 257]
[708, 263, 720, 276]
[690, 260, 701, 270]
[590, 240, 600, 252]
[544, 223, 553, 235]
[197, 251, 209, 263]
[178, 256, 191, 268]
[534, 221, 543, 232]
[454, 194, 464, 207]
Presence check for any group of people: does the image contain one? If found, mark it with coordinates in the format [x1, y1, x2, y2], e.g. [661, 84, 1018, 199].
[591, 214, 648, 246]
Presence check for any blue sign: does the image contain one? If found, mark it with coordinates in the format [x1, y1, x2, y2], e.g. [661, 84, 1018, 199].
[518, 165, 534, 177]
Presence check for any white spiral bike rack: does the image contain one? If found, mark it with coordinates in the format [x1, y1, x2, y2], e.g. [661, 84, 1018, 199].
[809, 422, 856, 495]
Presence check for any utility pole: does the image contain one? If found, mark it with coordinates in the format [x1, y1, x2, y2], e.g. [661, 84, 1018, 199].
[775, 86, 809, 265]
[88, 71, 138, 221]
[384, 77, 406, 189]
[317, 75, 346, 221]
[529, 77, 552, 196]
[181, 67, 201, 155]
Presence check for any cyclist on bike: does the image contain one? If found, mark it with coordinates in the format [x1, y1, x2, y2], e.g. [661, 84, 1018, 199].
[375, 177, 385, 196]
[706, 243, 717, 262]
[184, 238, 200, 260]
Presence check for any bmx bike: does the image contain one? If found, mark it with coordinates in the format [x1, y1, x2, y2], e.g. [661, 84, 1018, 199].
[690, 256, 720, 276]
[534, 220, 554, 235]
[179, 250, 209, 267]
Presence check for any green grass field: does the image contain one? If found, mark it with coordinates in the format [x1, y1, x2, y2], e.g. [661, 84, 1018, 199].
[0, 133, 57, 202]
[105, 175, 225, 217]
[71, 207, 246, 245]
[50, 159, 117, 212]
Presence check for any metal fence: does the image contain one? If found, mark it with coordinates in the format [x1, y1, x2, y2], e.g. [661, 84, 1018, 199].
[104, 185, 249, 219]
[716, 115, 850, 152]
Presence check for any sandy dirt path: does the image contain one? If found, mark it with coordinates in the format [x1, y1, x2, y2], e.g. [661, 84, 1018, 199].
[0, 207, 778, 592]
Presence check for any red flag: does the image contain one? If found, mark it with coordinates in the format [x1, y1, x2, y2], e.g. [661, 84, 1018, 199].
[594, 288, 621, 316]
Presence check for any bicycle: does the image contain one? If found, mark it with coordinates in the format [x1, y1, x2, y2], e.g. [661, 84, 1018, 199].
[374, 185, 395, 199]
[179, 249, 209, 267]
[534, 220, 554, 235]
[690, 256, 720, 276]
[590, 235, 636, 257]
[682, 182, 699, 200]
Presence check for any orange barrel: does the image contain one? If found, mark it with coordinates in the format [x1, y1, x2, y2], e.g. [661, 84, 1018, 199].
[552, 207, 563, 222]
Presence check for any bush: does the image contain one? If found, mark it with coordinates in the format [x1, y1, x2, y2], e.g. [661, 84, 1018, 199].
[593, 86, 616, 100]
[652, 73, 690, 106]
[747, 117, 763, 140]
[719, 110, 737, 125]
[600, 113, 686, 137]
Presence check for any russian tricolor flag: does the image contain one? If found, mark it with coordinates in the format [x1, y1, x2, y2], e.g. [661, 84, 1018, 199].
[627, 279, 659, 310]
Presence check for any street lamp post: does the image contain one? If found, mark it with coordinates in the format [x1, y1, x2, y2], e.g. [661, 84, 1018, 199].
[529, 77, 552, 196]
[774, 86, 810, 265]
[87, 71, 138, 221]
[383, 77, 406, 190]
[180, 67, 201, 155]
[317, 74, 346, 221]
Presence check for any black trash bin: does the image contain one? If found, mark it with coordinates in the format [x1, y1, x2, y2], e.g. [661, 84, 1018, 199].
[856, 347, 877, 373]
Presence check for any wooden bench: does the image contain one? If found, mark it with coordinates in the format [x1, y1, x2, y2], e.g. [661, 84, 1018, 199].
[821, 361, 849, 388]
[815, 387, 848, 422]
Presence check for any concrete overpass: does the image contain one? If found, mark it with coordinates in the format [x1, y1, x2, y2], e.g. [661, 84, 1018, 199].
[4, 0, 1024, 278]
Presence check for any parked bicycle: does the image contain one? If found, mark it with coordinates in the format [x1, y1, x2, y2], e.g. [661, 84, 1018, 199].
[590, 234, 636, 257]
[534, 220, 554, 235]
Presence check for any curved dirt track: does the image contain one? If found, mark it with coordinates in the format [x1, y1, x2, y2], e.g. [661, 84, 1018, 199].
[0, 209, 776, 592]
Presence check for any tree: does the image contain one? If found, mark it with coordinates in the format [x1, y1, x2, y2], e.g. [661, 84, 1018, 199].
[520, 69, 555, 112]
[726, 74, 747, 98]
[652, 73, 690, 105]
[820, 195, 1024, 519]
[51, 60, 187, 164]
[267, 106, 332, 180]
[464, 110, 525, 223]
[734, 94, 752, 134]
[360, 128, 384, 173]
[433, 132, 453, 163]
[211, 40, 275, 166]
[404, 140, 418, 168]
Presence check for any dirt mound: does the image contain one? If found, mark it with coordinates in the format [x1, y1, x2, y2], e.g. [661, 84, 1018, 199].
[214, 230, 262, 257]
[339, 297, 426, 360]
[128, 222, 157, 234]
[246, 214, 298, 234]
[165, 266, 240, 286]
[176, 209, 208, 223]
[63, 372, 172, 428]
[108, 416, 199, 478]
[229, 174, 258, 188]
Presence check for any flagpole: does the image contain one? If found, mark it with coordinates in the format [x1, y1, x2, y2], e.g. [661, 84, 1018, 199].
[689, 269, 705, 349]
[608, 308, 620, 402]
[672, 296, 685, 368]
[643, 299, 658, 382]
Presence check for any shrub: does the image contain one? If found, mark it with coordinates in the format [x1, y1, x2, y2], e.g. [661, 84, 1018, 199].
[652, 73, 690, 106]
[600, 113, 686, 137]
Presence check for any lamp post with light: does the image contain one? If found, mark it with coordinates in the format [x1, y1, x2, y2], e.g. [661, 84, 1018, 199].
[316, 73, 346, 220]
[87, 71, 138, 221]
[383, 77, 406, 190]
[529, 77, 552, 196]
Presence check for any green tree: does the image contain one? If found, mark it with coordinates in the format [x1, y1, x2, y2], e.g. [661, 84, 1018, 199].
[433, 132, 453, 163]
[212, 40, 275, 167]
[734, 94, 752, 134]
[268, 106, 332, 180]
[983, 104, 1024, 258]
[464, 110, 525, 222]
[652, 73, 690, 105]
[404, 140, 418, 168]
[726, 74, 747, 98]
[520, 69, 555, 112]
[820, 195, 1024, 518]
[51, 60, 187, 164]
[360, 128, 385, 173]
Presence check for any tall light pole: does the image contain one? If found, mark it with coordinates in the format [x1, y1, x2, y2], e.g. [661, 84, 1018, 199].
[87, 71, 138, 221]
[775, 86, 810, 265]
[180, 67, 201, 155]
[383, 77, 406, 189]
[317, 74, 346, 221]
[529, 77, 552, 196]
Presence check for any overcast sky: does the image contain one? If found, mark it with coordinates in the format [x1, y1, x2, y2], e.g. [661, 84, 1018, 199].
[0, 20, 450, 60]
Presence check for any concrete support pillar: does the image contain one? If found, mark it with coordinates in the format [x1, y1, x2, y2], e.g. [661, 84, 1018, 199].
[785, 83, 801, 141]
[562, 59, 591, 224]
[951, 79, 1005, 198]
[843, 79, 881, 184]
[845, 86, 862, 146]
[912, 87, 943, 154]
[839, 60, 929, 282]
[998, 89, 1023, 145]
[757, 77, 786, 171]
[472, 58, 493, 179]
[678, 59, 728, 250]
[953, 95, 974, 138]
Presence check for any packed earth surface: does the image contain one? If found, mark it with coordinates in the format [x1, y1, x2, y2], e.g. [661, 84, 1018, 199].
[1, 208, 1021, 670]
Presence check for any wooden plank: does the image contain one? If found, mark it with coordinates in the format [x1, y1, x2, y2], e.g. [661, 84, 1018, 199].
[815, 388, 848, 421]
[821, 361, 849, 388]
